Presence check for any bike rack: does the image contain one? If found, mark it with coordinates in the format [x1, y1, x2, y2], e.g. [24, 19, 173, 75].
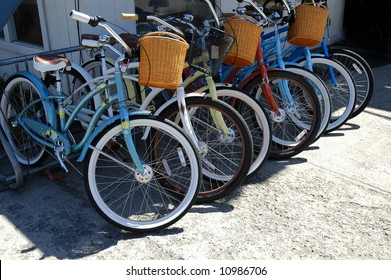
[0, 45, 85, 189]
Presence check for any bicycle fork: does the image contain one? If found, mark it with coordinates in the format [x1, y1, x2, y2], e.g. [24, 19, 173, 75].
[114, 68, 145, 174]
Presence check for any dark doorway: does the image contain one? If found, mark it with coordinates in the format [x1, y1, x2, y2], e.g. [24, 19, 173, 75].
[343, 0, 391, 52]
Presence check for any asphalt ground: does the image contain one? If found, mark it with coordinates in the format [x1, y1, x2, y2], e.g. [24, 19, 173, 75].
[0, 50, 390, 261]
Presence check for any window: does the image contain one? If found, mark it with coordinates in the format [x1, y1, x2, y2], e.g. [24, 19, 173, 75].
[11, 0, 43, 46]
[0, 29, 4, 39]
[135, 0, 218, 35]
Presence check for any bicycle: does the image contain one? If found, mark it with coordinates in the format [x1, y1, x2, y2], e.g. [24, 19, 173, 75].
[264, 0, 374, 121]
[218, 0, 322, 160]
[262, 0, 357, 132]
[256, 1, 332, 141]
[0, 11, 202, 233]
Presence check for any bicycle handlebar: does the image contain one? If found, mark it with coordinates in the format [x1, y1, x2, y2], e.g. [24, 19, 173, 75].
[70, 10, 133, 55]
[122, 13, 186, 37]
[238, 0, 270, 25]
[70, 10, 105, 26]
[121, 13, 139, 21]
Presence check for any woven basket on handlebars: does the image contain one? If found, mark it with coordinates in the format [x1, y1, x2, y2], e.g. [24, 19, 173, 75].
[223, 16, 262, 67]
[138, 32, 189, 89]
[287, 3, 329, 47]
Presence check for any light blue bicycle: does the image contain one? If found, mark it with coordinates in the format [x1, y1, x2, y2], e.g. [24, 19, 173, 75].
[0, 11, 202, 233]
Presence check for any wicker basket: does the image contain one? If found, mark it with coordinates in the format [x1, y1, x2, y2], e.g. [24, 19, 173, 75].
[223, 16, 262, 67]
[138, 32, 189, 89]
[287, 3, 329, 47]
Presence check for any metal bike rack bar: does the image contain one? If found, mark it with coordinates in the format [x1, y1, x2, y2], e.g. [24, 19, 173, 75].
[0, 45, 85, 189]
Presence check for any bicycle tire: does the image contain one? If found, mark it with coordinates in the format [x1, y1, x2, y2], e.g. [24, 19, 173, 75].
[244, 69, 322, 159]
[182, 75, 271, 178]
[329, 48, 374, 119]
[84, 115, 201, 233]
[284, 65, 331, 141]
[158, 96, 253, 203]
[0, 75, 49, 166]
[297, 56, 356, 132]
[212, 87, 272, 178]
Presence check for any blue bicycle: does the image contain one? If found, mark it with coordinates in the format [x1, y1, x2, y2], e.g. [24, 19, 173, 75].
[261, 0, 357, 132]
[0, 11, 202, 233]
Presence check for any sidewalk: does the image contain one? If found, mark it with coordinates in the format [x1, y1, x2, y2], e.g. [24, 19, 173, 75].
[0, 52, 390, 260]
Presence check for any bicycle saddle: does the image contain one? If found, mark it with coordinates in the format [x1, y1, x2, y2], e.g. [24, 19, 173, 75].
[33, 55, 72, 72]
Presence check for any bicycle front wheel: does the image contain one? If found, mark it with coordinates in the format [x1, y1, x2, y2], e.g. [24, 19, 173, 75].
[213, 87, 271, 178]
[244, 69, 322, 160]
[85, 115, 201, 233]
[159, 96, 253, 203]
[284, 65, 332, 141]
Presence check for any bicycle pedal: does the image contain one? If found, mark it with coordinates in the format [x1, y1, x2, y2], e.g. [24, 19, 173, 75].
[45, 166, 67, 181]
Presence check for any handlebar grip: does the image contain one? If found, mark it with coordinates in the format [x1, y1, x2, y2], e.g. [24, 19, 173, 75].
[121, 13, 139, 21]
[70, 10, 91, 24]
[70, 10, 103, 27]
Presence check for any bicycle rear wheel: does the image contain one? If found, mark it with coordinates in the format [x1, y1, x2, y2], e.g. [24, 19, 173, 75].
[0, 75, 49, 166]
[158, 96, 253, 203]
[244, 69, 322, 159]
[85, 115, 201, 233]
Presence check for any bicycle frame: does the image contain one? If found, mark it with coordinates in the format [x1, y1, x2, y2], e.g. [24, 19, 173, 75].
[78, 36, 231, 139]
[220, 42, 284, 116]
[262, 25, 338, 87]
[17, 51, 149, 173]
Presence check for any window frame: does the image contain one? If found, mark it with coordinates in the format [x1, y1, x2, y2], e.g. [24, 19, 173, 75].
[0, 0, 49, 53]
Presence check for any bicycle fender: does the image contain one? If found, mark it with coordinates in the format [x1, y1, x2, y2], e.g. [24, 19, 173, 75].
[153, 92, 206, 116]
[70, 64, 96, 89]
[76, 110, 150, 162]
[4, 71, 57, 126]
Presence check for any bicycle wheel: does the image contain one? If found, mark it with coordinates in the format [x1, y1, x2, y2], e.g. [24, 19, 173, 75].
[284, 65, 331, 141]
[297, 57, 356, 132]
[213, 87, 271, 178]
[84, 115, 201, 233]
[158, 96, 253, 203]
[244, 69, 322, 160]
[0, 75, 49, 166]
[329, 48, 374, 118]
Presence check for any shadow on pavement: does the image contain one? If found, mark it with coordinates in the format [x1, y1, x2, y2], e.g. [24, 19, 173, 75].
[0, 166, 188, 259]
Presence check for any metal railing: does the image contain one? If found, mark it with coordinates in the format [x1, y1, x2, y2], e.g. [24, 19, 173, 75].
[0, 45, 85, 70]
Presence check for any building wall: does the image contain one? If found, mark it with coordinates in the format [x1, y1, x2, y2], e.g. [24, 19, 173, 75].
[0, 0, 135, 76]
